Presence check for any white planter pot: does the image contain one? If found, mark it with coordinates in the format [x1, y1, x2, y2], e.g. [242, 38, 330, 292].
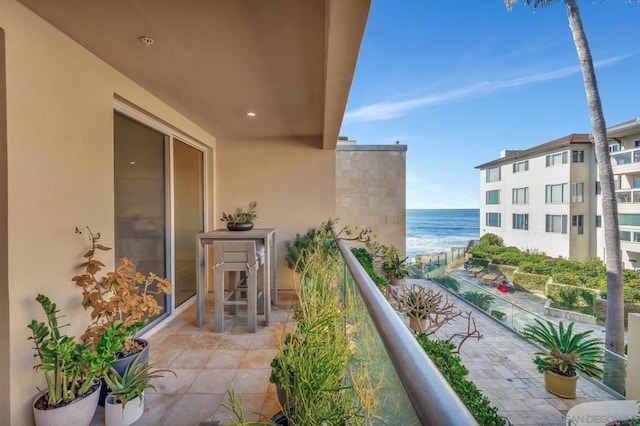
[33, 379, 101, 426]
[105, 393, 145, 426]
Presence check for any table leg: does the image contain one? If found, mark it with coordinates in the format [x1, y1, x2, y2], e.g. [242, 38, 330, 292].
[196, 240, 205, 327]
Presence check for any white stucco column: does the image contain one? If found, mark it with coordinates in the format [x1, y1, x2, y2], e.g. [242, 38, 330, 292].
[628, 313, 640, 399]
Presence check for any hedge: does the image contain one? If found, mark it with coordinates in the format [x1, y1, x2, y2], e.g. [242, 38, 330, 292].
[595, 299, 640, 327]
[511, 271, 549, 294]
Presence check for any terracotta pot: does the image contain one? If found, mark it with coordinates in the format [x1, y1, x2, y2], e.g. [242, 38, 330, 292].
[409, 316, 427, 332]
[390, 277, 405, 286]
[33, 379, 101, 426]
[105, 393, 144, 426]
[544, 370, 579, 399]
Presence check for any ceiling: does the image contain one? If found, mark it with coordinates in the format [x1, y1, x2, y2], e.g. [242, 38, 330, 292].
[18, 0, 370, 148]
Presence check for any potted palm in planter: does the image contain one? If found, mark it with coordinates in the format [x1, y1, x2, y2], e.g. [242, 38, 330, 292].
[29, 294, 132, 426]
[103, 352, 176, 426]
[523, 319, 604, 398]
[220, 201, 258, 231]
[72, 226, 173, 404]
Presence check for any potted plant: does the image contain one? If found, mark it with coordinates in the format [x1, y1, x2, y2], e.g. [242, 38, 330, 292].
[382, 248, 409, 286]
[523, 319, 604, 398]
[220, 200, 258, 231]
[103, 352, 176, 426]
[29, 294, 132, 426]
[72, 226, 173, 403]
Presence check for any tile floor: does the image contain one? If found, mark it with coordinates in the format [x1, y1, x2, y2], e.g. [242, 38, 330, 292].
[91, 281, 621, 426]
[90, 291, 298, 426]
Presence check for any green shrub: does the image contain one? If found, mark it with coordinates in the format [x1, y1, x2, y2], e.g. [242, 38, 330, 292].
[461, 291, 494, 311]
[433, 275, 460, 293]
[495, 265, 517, 280]
[415, 336, 506, 426]
[351, 247, 388, 290]
[552, 272, 582, 287]
[512, 272, 549, 294]
[491, 310, 507, 322]
[479, 233, 504, 247]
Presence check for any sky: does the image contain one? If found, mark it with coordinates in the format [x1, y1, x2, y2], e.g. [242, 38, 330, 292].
[339, 1, 640, 209]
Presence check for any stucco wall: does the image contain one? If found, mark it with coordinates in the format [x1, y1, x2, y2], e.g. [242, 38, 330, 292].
[1, 2, 216, 424]
[216, 136, 337, 290]
[335, 144, 406, 254]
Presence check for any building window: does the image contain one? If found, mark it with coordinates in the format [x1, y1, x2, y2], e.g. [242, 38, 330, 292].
[546, 152, 568, 167]
[596, 215, 602, 228]
[634, 232, 640, 243]
[486, 190, 500, 205]
[595, 181, 601, 195]
[619, 214, 640, 226]
[620, 231, 632, 241]
[486, 212, 501, 227]
[545, 183, 568, 203]
[486, 166, 501, 183]
[635, 140, 640, 148]
[513, 160, 529, 173]
[572, 150, 585, 163]
[513, 213, 529, 230]
[572, 214, 584, 235]
[571, 182, 584, 203]
[609, 141, 620, 153]
[512, 187, 529, 204]
[546, 214, 568, 234]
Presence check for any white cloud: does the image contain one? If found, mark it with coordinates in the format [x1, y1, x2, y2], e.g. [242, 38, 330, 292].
[344, 53, 635, 124]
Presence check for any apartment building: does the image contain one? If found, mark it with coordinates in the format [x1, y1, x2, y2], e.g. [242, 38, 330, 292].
[596, 118, 640, 269]
[477, 134, 596, 260]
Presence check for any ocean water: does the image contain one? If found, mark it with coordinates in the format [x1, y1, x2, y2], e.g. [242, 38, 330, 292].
[406, 209, 480, 261]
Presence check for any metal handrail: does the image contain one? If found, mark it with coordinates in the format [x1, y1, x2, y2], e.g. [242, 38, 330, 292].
[335, 235, 478, 425]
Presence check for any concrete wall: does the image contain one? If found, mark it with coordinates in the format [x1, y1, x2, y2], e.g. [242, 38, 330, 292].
[1, 3, 217, 424]
[216, 136, 337, 290]
[336, 144, 406, 254]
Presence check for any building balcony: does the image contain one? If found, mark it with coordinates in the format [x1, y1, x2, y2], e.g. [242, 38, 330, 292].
[87, 244, 623, 426]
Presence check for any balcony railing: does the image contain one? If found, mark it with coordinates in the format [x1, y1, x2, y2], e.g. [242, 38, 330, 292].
[334, 234, 478, 425]
[425, 269, 627, 397]
[611, 148, 640, 167]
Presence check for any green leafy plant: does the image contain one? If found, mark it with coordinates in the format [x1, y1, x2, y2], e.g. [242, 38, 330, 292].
[103, 352, 175, 409]
[491, 310, 506, 322]
[381, 248, 409, 280]
[28, 294, 131, 408]
[351, 247, 388, 290]
[461, 291, 494, 311]
[220, 201, 258, 225]
[523, 319, 604, 378]
[72, 227, 173, 355]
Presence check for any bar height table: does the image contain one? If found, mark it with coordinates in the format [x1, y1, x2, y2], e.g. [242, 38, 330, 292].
[196, 228, 276, 328]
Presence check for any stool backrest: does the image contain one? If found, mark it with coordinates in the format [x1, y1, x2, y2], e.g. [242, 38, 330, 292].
[213, 240, 258, 271]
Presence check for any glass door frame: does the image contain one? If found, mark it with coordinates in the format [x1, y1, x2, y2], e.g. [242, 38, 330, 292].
[114, 100, 209, 324]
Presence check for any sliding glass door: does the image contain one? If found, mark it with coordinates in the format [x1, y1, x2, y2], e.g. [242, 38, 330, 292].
[114, 111, 205, 325]
[173, 140, 204, 306]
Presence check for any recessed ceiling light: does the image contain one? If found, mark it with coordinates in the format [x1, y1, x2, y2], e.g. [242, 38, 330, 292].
[129, 161, 136, 165]
[246, 112, 257, 117]
[140, 36, 155, 46]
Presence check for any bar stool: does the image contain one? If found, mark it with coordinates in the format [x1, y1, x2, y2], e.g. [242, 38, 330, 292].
[212, 240, 269, 332]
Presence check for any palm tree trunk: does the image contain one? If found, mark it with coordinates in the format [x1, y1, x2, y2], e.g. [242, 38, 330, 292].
[563, 0, 624, 355]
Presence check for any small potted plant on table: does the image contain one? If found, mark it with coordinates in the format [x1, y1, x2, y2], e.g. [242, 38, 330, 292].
[523, 319, 604, 399]
[220, 201, 258, 231]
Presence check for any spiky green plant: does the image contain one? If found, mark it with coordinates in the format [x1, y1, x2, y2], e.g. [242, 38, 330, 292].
[523, 319, 604, 378]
